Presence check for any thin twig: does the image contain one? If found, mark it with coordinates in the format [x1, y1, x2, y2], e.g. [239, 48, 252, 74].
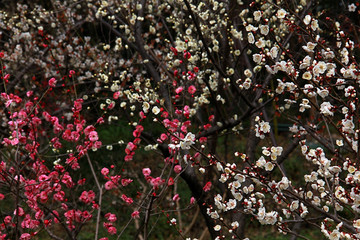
[86, 153, 103, 240]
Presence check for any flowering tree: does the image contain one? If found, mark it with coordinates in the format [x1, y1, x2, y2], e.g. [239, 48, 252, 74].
[1, 0, 360, 239]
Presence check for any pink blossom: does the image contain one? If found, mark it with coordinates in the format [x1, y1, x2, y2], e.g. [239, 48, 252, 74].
[61, 173, 74, 188]
[105, 213, 117, 222]
[126, 142, 136, 151]
[20, 233, 31, 240]
[39, 191, 48, 203]
[131, 211, 140, 219]
[133, 126, 144, 137]
[174, 165, 182, 174]
[142, 168, 151, 177]
[190, 197, 196, 204]
[160, 133, 168, 141]
[173, 194, 180, 202]
[4, 216, 12, 224]
[121, 178, 133, 186]
[88, 131, 99, 142]
[121, 194, 133, 205]
[181, 125, 188, 133]
[105, 181, 115, 190]
[124, 154, 133, 161]
[14, 207, 24, 216]
[113, 91, 121, 99]
[79, 190, 96, 204]
[53, 191, 65, 201]
[84, 125, 95, 136]
[107, 226, 117, 235]
[101, 167, 109, 176]
[97, 117, 104, 124]
[82, 211, 92, 221]
[150, 177, 164, 189]
[93, 140, 102, 149]
[48, 77, 57, 87]
[10, 138, 19, 146]
[78, 178, 86, 185]
[26, 91, 33, 97]
[35, 210, 44, 220]
[4, 74, 10, 81]
[175, 86, 183, 94]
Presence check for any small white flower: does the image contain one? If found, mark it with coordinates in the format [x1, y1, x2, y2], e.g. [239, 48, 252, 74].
[214, 225, 221, 231]
[290, 200, 299, 211]
[349, 3, 357, 12]
[231, 221, 239, 228]
[278, 177, 290, 190]
[311, 19, 319, 31]
[243, 78, 252, 90]
[152, 106, 160, 115]
[300, 55, 312, 69]
[142, 102, 150, 113]
[354, 219, 360, 229]
[303, 15, 311, 25]
[170, 218, 177, 225]
[269, 46, 278, 59]
[265, 162, 274, 171]
[260, 121, 271, 133]
[247, 32, 255, 44]
[226, 199, 237, 210]
[253, 54, 262, 64]
[259, 24, 269, 35]
[320, 102, 333, 116]
[336, 140, 343, 146]
[317, 88, 329, 98]
[256, 156, 266, 167]
[277, 9, 287, 19]
[255, 38, 266, 48]
[253, 10, 262, 21]
[302, 71, 312, 80]
[302, 42, 317, 53]
[180, 132, 195, 150]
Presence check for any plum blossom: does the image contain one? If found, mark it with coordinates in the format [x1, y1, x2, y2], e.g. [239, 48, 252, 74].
[105, 213, 117, 222]
[320, 102, 334, 116]
[48, 77, 57, 87]
[303, 15, 311, 25]
[142, 168, 151, 177]
[277, 9, 287, 18]
[179, 132, 195, 150]
[203, 181, 212, 192]
[131, 211, 140, 219]
[152, 106, 160, 115]
[20, 233, 31, 240]
[174, 165, 182, 174]
[101, 167, 109, 176]
[255, 120, 271, 139]
[173, 194, 180, 202]
[349, 3, 357, 12]
[88, 131, 99, 142]
[188, 85, 196, 94]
